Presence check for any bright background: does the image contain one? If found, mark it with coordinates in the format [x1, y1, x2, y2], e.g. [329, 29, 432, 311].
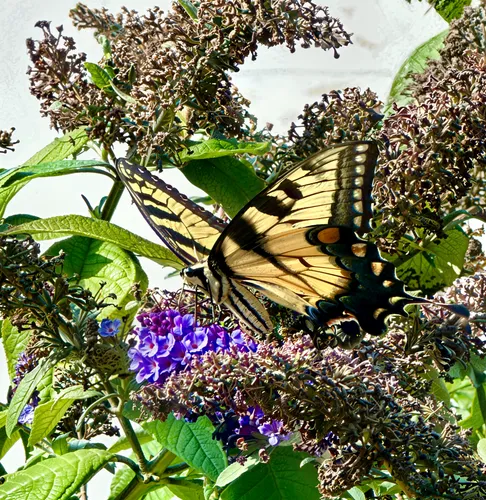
[0, 1, 453, 498]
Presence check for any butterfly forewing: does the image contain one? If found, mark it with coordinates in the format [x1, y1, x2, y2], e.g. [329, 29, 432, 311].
[116, 159, 226, 265]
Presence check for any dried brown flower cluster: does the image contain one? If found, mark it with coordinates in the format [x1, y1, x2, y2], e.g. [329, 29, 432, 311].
[26, 22, 123, 146]
[138, 294, 486, 498]
[428, 271, 486, 340]
[287, 7, 486, 253]
[0, 235, 104, 350]
[412, 6, 486, 96]
[287, 88, 382, 157]
[376, 51, 486, 250]
[0, 127, 18, 154]
[27, 2, 351, 163]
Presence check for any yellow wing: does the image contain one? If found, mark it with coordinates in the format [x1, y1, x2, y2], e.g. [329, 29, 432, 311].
[209, 142, 421, 335]
[116, 159, 226, 265]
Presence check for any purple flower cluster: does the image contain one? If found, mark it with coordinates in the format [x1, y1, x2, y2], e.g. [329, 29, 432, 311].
[236, 406, 291, 446]
[128, 309, 257, 385]
[13, 352, 40, 425]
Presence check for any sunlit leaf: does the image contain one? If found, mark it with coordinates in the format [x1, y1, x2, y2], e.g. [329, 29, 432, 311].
[0, 449, 114, 500]
[182, 157, 265, 218]
[1, 215, 183, 269]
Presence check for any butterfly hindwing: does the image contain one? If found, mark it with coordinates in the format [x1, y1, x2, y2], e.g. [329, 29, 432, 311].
[116, 159, 226, 265]
[208, 141, 418, 335]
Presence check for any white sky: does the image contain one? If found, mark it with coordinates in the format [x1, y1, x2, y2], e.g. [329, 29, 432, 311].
[0, 1, 449, 498]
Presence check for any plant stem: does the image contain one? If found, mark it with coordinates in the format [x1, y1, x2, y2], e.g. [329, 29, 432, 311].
[117, 415, 150, 474]
[111, 449, 178, 500]
[100, 179, 125, 222]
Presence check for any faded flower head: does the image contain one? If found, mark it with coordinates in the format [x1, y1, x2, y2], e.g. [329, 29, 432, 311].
[285, 6, 486, 254]
[0, 127, 18, 154]
[138, 326, 486, 497]
[288, 88, 382, 157]
[373, 6, 486, 252]
[27, 2, 351, 162]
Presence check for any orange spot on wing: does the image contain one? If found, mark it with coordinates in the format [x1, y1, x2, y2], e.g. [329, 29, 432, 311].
[371, 262, 386, 276]
[317, 227, 340, 244]
[351, 243, 367, 257]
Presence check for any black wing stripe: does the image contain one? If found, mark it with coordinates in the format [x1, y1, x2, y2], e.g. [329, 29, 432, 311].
[116, 159, 226, 265]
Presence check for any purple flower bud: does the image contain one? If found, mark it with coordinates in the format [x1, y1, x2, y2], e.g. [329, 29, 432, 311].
[98, 318, 121, 337]
[18, 404, 35, 425]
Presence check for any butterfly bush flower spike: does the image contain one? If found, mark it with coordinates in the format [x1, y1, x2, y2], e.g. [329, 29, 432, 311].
[129, 309, 256, 385]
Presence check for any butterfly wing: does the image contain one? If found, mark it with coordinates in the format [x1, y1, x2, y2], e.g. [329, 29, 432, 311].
[208, 141, 419, 335]
[116, 159, 227, 266]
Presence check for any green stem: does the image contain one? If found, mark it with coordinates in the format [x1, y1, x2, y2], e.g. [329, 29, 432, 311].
[75, 393, 118, 433]
[100, 379, 149, 475]
[112, 454, 144, 480]
[161, 462, 191, 476]
[100, 179, 125, 222]
[111, 449, 177, 500]
[117, 415, 150, 474]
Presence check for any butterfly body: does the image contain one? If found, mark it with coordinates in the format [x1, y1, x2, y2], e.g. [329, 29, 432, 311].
[117, 141, 422, 339]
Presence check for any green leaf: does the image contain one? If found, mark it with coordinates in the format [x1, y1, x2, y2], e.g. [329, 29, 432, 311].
[178, 139, 270, 163]
[343, 487, 366, 500]
[0, 159, 109, 218]
[220, 447, 319, 500]
[182, 157, 265, 218]
[110, 81, 138, 104]
[164, 481, 204, 500]
[216, 456, 260, 488]
[6, 357, 55, 437]
[0, 448, 114, 500]
[45, 236, 148, 319]
[21, 128, 90, 166]
[108, 466, 137, 500]
[84, 62, 114, 93]
[0, 411, 21, 460]
[52, 435, 69, 456]
[178, 0, 198, 20]
[422, 367, 451, 406]
[147, 415, 227, 481]
[1, 215, 183, 269]
[433, 0, 471, 22]
[385, 30, 448, 114]
[28, 386, 101, 447]
[395, 228, 468, 294]
[477, 439, 486, 464]
[459, 385, 486, 430]
[0, 214, 39, 230]
[98, 35, 112, 58]
[1, 319, 31, 380]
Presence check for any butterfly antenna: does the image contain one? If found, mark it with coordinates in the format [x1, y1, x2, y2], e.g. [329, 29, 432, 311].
[206, 287, 217, 323]
[194, 285, 199, 325]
